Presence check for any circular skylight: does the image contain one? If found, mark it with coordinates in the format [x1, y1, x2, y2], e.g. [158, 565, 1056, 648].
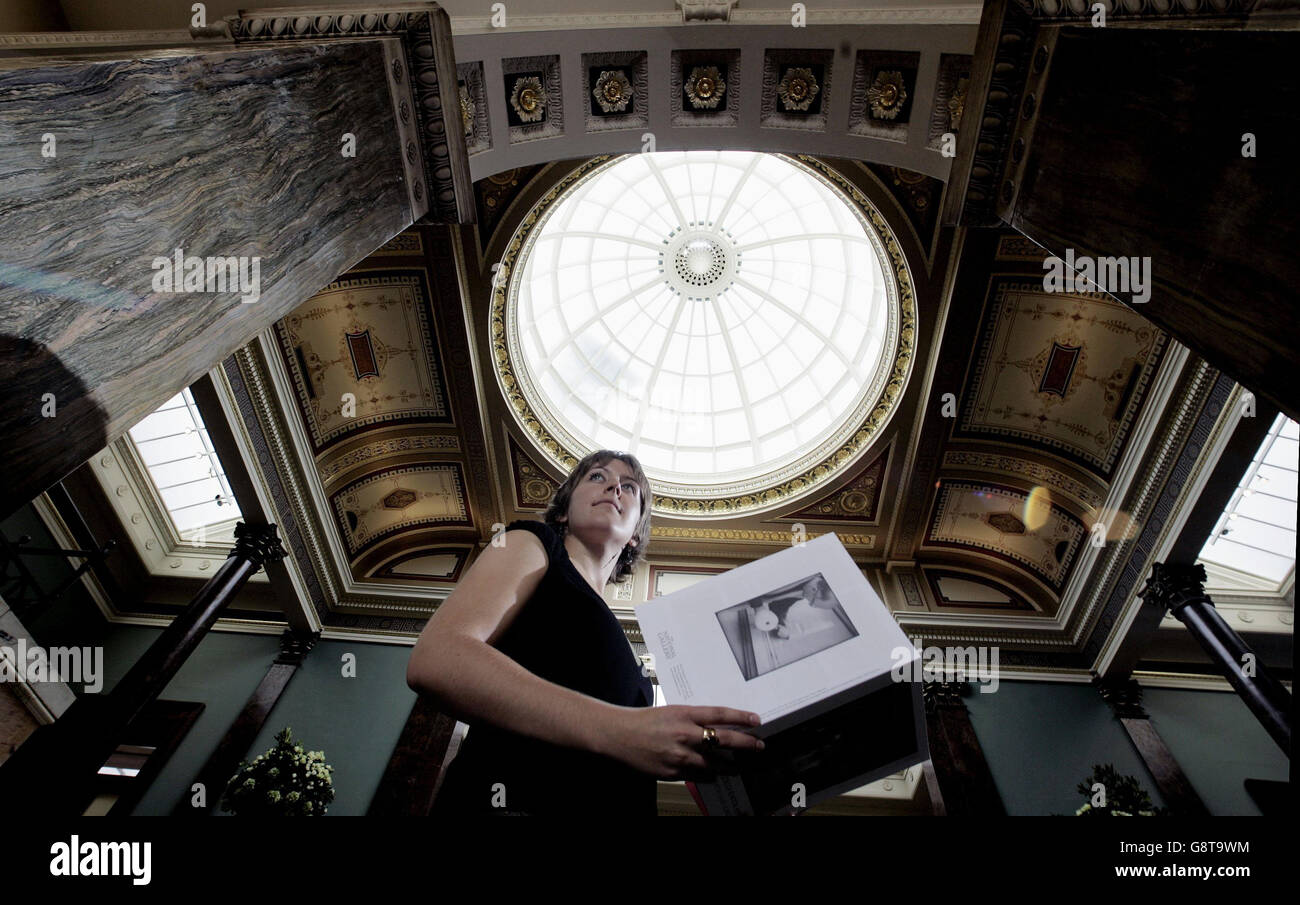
[500, 151, 907, 513]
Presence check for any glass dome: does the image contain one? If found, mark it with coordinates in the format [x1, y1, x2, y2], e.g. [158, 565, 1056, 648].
[499, 151, 908, 514]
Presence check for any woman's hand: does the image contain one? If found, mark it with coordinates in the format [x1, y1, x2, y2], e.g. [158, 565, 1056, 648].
[597, 704, 765, 780]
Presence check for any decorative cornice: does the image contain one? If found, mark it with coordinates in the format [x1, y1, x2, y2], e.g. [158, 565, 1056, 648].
[319, 434, 461, 486]
[1074, 362, 1225, 654]
[490, 153, 917, 519]
[448, 6, 981, 32]
[896, 366, 1232, 666]
[0, 30, 193, 48]
[940, 449, 1104, 512]
[1018, 0, 1278, 19]
[943, 0, 1036, 228]
[648, 526, 876, 547]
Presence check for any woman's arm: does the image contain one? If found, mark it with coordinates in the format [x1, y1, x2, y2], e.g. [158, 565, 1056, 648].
[405, 528, 616, 755]
[406, 527, 765, 778]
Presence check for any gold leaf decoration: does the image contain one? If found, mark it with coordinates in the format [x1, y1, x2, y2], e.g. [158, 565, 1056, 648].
[867, 70, 908, 120]
[510, 75, 544, 122]
[777, 66, 819, 112]
[593, 69, 633, 113]
[685, 65, 726, 110]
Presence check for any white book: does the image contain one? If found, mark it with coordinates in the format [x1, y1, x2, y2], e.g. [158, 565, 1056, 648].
[635, 532, 928, 815]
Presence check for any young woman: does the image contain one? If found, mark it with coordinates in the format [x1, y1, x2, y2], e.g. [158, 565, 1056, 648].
[406, 449, 764, 815]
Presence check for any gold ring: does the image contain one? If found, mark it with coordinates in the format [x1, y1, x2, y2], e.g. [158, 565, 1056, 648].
[701, 726, 719, 748]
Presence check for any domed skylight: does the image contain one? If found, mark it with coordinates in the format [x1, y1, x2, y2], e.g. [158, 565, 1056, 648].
[501, 150, 905, 512]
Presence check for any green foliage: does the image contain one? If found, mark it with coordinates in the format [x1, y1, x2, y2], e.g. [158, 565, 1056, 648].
[219, 727, 336, 816]
[1071, 763, 1168, 816]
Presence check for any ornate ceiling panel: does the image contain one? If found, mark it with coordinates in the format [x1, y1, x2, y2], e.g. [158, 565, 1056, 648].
[453, 24, 977, 182]
[953, 279, 1166, 477]
[274, 271, 452, 453]
[332, 463, 472, 555]
[777, 446, 889, 524]
[923, 480, 1086, 592]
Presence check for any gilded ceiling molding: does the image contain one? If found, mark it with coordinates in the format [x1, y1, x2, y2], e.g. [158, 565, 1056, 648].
[778, 447, 889, 523]
[225, 340, 461, 634]
[1018, 0, 1272, 19]
[649, 526, 876, 548]
[940, 449, 1105, 512]
[508, 434, 559, 510]
[906, 360, 1235, 672]
[318, 434, 461, 486]
[489, 153, 917, 519]
[445, 6, 982, 33]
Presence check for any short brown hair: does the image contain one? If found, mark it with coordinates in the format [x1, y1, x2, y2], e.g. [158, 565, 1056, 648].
[543, 449, 652, 585]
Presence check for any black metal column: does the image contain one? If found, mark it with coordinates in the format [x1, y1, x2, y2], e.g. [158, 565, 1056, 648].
[1139, 562, 1292, 756]
[0, 521, 285, 816]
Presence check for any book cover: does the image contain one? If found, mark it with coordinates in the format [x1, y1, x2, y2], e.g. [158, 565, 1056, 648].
[636, 532, 927, 815]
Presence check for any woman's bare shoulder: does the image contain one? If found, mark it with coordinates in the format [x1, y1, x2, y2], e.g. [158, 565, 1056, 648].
[426, 527, 551, 645]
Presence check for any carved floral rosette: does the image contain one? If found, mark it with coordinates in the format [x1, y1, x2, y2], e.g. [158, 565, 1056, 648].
[868, 70, 908, 120]
[593, 69, 634, 113]
[510, 75, 545, 122]
[777, 66, 820, 112]
[685, 65, 726, 110]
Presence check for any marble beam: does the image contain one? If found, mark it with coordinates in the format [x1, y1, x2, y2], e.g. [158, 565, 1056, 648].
[0, 40, 421, 519]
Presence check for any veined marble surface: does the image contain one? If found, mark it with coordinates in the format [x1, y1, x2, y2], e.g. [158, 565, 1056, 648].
[0, 40, 415, 517]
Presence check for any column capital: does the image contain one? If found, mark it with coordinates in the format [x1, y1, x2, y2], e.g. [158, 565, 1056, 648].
[229, 521, 287, 567]
[923, 680, 970, 714]
[275, 629, 320, 665]
[1093, 675, 1147, 719]
[1139, 562, 1211, 616]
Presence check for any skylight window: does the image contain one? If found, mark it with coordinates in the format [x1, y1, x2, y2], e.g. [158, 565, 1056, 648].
[1197, 413, 1297, 592]
[126, 388, 241, 542]
[503, 151, 899, 500]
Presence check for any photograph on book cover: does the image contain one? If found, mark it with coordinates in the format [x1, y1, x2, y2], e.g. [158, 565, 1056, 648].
[637, 532, 919, 724]
[637, 532, 928, 814]
[718, 572, 859, 680]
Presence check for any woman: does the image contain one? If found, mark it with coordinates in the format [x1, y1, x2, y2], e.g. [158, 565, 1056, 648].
[406, 449, 763, 815]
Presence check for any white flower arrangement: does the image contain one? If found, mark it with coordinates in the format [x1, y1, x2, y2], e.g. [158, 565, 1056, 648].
[220, 727, 335, 816]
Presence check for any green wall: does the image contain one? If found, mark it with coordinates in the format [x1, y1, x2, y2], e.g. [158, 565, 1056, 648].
[963, 679, 1289, 815]
[204, 639, 417, 817]
[1142, 686, 1288, 816]
[964, 680, 1163, 815]
[113, 631, 417, 816]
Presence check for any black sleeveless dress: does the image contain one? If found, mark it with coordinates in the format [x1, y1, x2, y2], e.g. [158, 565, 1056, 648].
[430, 519, 658, 816]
